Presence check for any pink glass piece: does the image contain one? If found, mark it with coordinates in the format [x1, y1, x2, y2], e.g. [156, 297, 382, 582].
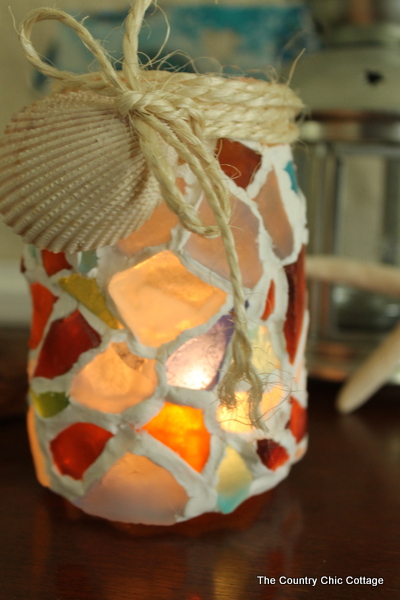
[287, 398, 307, 443]
[29, 283, 58, 350]
[116, 201, 179, 257]
[166, 312, 234, 390]
[34, 310, 101, 378]
[256, 439, 289, 471]
[73, 453, 189, 524]
[261, 280, 275, 321]
[108, 251, 227, 347]
[184, 195, 262, 289]
[50, 423, 113, 480]
[42, 250, 72, 276]
[216, 138, 262, 189]
[253, 168, 294, 259]
[283, 246, 306, 364]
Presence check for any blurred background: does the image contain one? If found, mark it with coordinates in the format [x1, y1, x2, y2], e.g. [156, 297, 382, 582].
[2, 0, 400, 383]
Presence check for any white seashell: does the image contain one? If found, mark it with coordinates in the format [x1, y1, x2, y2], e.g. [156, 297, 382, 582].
[0, 90, 166, 252]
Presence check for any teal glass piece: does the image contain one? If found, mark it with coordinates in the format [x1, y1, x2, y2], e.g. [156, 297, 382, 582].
[28, 245, 37, 258]
[217, 488, 250, 515]
[216, 446, 252, 514]
[285, 161, 299, 193]
[79, 250, 98, 274]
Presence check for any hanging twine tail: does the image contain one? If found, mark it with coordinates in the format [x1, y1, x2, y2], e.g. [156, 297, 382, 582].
[17, 1, 303, 430]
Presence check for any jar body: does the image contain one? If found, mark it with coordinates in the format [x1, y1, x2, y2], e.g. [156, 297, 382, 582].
[25, 139, 308, 525]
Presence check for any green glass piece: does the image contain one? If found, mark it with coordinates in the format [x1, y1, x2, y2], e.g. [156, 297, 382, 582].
[28, 245, 37, 258]
[31, 389, 69, 418]
[58, 274, 120, 329]
[79, 250, 98, 274]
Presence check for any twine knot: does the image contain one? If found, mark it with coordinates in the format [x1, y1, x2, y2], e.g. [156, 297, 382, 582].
[118, 90, 153, 117]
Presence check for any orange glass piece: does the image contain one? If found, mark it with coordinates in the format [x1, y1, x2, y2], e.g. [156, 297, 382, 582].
[34, 310, 101, 378]
[253, 168, 294, 259]
[142, 402, 211, 472]
[216, 138, 262, 189]
[283, 246, 306, 364]
[287, 398, 307, 443]
[42, 250, 72, 276]
[256, 439, 289, 471]
[116, 201, 179, 257]
[50, 422, 113, 480]
[29, 283, 58, 349]
[261, 280, 275, 321]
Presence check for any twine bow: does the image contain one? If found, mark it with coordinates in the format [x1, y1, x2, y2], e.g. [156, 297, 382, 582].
[17, 0, 299, 429]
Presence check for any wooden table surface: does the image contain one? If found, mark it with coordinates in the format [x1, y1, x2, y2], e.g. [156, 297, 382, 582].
[0, 328, 399, 600]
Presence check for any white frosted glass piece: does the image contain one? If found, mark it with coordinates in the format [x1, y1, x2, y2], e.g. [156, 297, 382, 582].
[216, 446, 252, 514]
[108, 251, 227, 347]
[70, 343, 157, 413]
[73, 453, 189, 525]
[184, 195, 263, 289]
[166, 313, 234, 390]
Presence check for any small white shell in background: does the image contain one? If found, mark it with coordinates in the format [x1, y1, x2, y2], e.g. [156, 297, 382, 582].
[0, 90, 163, 252]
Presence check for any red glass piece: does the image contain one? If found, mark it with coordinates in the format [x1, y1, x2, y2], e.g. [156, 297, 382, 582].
[287, 398, 307, 443]
[261, 280, 275, 321]
[34, 310, 101, 378]
[29, 283, 58, 350]
[20, 257, 26, 274]
[50, 423, 113, 480]
[215, 138, 262, 189]
[283, 246, 306, 364]
[42, 249, 72, 276]
[257, 439, 289, 471]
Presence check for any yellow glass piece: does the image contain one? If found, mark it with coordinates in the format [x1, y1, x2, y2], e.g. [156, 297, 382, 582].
[218, 386, 284, 433]
[216, 446, 252, 514]
[70, 343, 158, 413]
[108, 251, 227, 347]
[142, 401, 211, 472]
[58, 274, 120, 329]
[247, 324, 280, 373]
[30, 389, 69, 418]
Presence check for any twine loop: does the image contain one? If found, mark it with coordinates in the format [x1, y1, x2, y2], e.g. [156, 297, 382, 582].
[17, 0, 303, 429]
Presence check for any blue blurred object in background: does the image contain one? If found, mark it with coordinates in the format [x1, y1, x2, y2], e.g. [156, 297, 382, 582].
[33, 2, 319, 90]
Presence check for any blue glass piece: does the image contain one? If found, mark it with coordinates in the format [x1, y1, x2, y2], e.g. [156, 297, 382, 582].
[284, 161, 299, 194]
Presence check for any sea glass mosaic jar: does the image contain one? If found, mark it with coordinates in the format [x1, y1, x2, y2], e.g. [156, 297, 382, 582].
[23, 137, 308, 525]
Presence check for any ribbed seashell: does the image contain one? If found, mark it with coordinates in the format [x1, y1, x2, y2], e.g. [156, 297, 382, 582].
[0, 90, 165, 252]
